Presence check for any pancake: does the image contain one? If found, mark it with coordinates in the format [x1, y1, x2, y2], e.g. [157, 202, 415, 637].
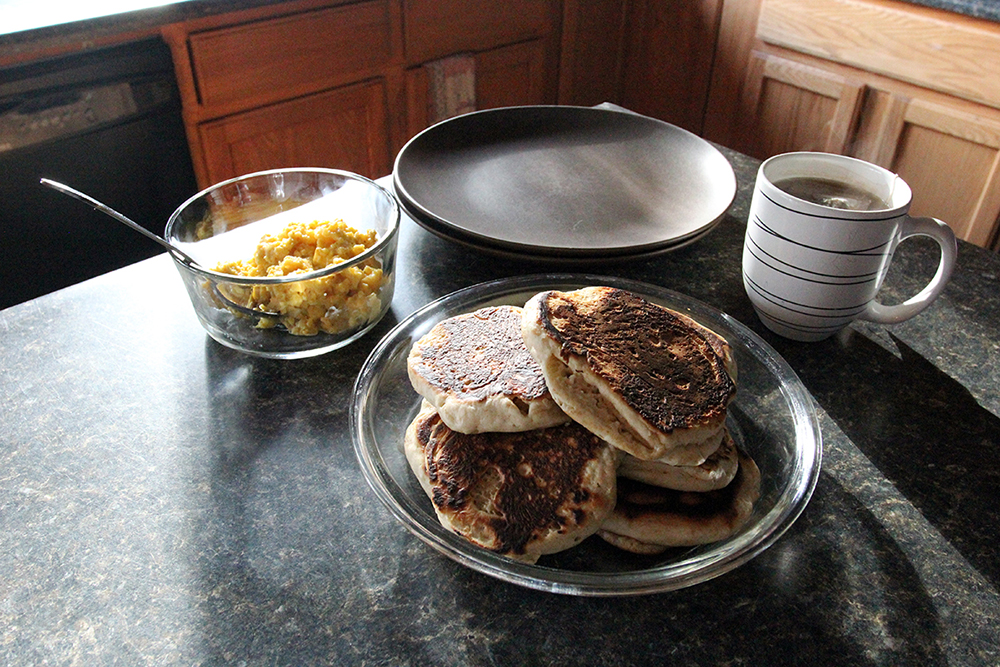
[403, 401, 618, 563]
[677, 311, 738, 383]
[521, 286, 736, 464]
[618, 428, 739, 492]
[597, 447, 761, 554]
[408, 305, 568, 434]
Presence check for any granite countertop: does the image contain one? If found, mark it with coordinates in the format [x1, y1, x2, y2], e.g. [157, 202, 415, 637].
[910, 0, 1000, 20]
[1, 146, 998, 665]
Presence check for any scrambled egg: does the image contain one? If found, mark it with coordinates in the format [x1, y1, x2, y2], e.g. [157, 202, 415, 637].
[215, 219, 385, 336]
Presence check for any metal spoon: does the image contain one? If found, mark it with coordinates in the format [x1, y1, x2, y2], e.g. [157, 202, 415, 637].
[39, 178, 200, 266]
[40, 178, 282, 321]
[212, 283, 283, 322]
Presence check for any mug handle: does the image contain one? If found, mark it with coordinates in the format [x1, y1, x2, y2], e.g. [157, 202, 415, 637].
[861, 216, 957, 324]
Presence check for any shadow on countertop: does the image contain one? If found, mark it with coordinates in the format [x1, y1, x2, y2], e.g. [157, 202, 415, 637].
[439, 470, 953, 667]
[772, 328, 1000, 590]
[180, 312, 982, 667]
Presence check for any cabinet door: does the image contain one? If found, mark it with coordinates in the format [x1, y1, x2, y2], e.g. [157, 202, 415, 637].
[618, 0, 723, 135]
[557, 0, 626, 107]
[734, 51, 865, 159]
[198, 80, 391, 185]
[853, 93, 1000, 247]
[475, 39, 548, 110]
[404, 39, 549, 139]
[702, 0, 1000, 249]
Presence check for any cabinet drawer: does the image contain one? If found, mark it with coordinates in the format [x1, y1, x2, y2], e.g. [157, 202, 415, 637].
[404, 0, 555, 65]
[189, 0, 394, 109]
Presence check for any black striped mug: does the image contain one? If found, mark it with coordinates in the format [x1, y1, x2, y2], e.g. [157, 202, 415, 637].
[742, 152, 957, 342]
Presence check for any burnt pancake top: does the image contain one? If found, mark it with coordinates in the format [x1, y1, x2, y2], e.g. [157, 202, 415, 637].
[409, 305, 551, 404]
[536, 286, 736, 432]
[414, 411, 615, 558]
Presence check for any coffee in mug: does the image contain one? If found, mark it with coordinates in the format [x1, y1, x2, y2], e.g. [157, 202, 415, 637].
[772, 176, 889, 211]
[742, 152, 957, 342]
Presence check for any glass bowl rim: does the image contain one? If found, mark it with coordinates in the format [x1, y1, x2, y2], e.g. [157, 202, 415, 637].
[350, 274, 823, 596]
[164, 167, 400, 284]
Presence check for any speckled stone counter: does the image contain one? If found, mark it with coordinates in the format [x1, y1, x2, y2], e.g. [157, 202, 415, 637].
[2, 147, 998, 666]
[908, 0, 1000, 21]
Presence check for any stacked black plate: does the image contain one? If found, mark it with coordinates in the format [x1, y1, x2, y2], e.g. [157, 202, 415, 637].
[392, 105, 738, 263]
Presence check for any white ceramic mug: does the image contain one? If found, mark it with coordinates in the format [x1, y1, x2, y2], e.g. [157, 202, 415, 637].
[742, 152, 957, 342]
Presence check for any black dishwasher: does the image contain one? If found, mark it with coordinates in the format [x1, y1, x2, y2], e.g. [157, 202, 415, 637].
[0, 37, 198, 310]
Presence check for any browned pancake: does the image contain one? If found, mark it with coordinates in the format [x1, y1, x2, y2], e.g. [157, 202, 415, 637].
[597, 447, 761, 553]
[673, 310, 738, 383]
[407, 305, 567, 433]
[618, 427, 739, 492]
[533, 287, 734, 431]
[522, 286, 736, 462]
[403, 401, 618, 563]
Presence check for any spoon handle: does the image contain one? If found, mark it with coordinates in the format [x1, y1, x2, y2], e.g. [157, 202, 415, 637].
[39, 178, 199, 266]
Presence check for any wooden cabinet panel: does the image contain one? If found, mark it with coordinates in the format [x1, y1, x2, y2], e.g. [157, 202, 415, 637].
[556, 0, 724, 134]
[855, 96, 1000, 247]
[189, 0, 394, 110]
[197, 79, 391, 184]
[403, 0, 556, 65]
[618, 0, 722, 135]
[403, 66, 431, 140]
[703, 0, 1000, 248]
[403, 39, 550, 140]
[475, 39, 547, 110]
[735, 51, 864, 158]
[703, 0, 763, 148]
[757, 0, 1000, 109]
[557, 0, 626, 107]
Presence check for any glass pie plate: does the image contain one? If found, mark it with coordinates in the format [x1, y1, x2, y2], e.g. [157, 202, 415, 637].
[350, 274, 822, 596]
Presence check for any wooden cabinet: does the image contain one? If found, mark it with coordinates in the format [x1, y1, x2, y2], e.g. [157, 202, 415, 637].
[402, 0, 556, 66]
[617, 0, 723, 135]
[475, 39, 550, 111]
[404, 39, 552, 137]
[164, 0, 562, 188]
[197, 79, 391, 182]
[556, 0, 724, 136]
[401, 0, 560, 139]
[163, 0, 403, 188]
[705, 0, 1000, 250]
[186, 1, 395, 112]
[852, 86, 1000, 248]
[730, 51, 864, 158]
[557, 0, 627, 108]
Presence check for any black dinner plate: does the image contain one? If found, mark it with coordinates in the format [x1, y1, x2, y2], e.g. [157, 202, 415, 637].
[392, 105, 738, 260]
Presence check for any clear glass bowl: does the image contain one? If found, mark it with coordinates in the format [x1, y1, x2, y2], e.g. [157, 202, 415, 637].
[165, 169, 399, 359]
[351, 274, 822, 596]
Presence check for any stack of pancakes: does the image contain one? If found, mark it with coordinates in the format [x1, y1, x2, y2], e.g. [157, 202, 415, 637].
[404, 286, 760, 563]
